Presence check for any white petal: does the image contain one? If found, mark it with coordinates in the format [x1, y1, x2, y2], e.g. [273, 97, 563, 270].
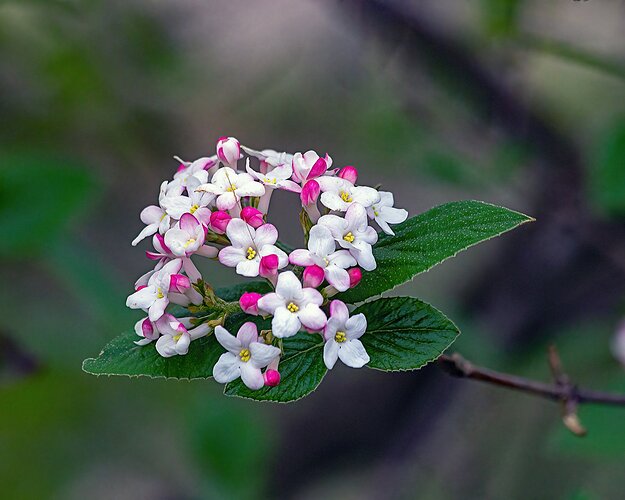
[308, 225, 335, 257]
[259, 245, 289, 268]
[275, 271, 302, 300]
[338, 339, 370, 368]
[235, 258, 260, 277]
[254, 224, 278, 247]
[236, 322, 258, 347]
[161, 196, 192, 219]
[325, 265, 350, 292]
[289, 249, 314, 266]
[250, 342, 281, 368]
[240, 363, 265, 390]
[351, 242, 376, 271]
[226, 218, 254, 248]
[300, 288, 323, 307]
[216, 192, 238, 210]
[380, 205, 408, 224]
[164, 228, 189, 257]
[345, 313, 367, 339]
[329, 300, 349, 325]
[126, 286, 156, 309]
[213, 352, 242, 383]
[235, 182, 265, 198]
[323, 340, 340, 370]
[174, 333, 191, 355]
[271, 307, 301, 338]
[352, 186, 380, 208]
[140, 205, 164, 224]
[155, 336, 177, 357]
[257, 293, 285, 314]
[132, 223, 158, 246]
[378, 191, 394, 207]
[297, 304, 327, 331]
[148, 297, 168, 322]
[317, 214, 347, 239]
[328, 250, 357, 269]
[214, 325, 241, 354]
[316, 176, 347, 193]
[320, 192, 349, 212]
[219, 246, 246, 268]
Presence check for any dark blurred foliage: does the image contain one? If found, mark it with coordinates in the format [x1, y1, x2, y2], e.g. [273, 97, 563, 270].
[2, 0, 625, 498]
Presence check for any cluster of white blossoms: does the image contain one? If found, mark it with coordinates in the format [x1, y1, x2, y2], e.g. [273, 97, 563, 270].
[126, 137, 408, 390]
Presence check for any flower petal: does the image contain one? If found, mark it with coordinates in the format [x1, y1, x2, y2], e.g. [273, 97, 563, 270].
[250, 342, 281, 368]
[308, 225, 335, 257]
[213, 352, 241, 383]
[271, 307, 301, 338]
[218, 246, 246, 268]
[345, 313, 367, 339]
[254, 224, 278, 247]
[323, 340, 340, 370]
[329, 300, 350, 325]
[126, 286, 156, 309]
[214, 325, 241, 354]
[240, 362, 265, 390]
[297, 304, 327, 331]
[235, 258, 260, 277]
[236, 322, 258, 347]
[325, 265, 350, 292]
[257, 293, 285, 314]
[338, 339, 370, 368]
[275, 271, 302, 300]
[289, 249, 314, 266]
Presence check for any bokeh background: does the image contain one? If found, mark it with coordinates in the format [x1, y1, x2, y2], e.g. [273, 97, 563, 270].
[2, 0, 625, 498]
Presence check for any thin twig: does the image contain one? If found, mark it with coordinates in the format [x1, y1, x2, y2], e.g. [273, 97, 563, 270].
[438, 352, 625, 410]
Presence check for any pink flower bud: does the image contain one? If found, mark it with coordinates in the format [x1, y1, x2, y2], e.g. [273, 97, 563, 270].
[169, 273, 191, 293]
[348, 267, 362, 288]
[303, 265, 325, 288]
[216, 136, 241, 167]
[264, 369, 281, 387]
[136, 285, 147, 291]
[338, 165, 358, 184]
[259, 254, 279, 284]
[240, 292, 262, 316]
[241, 206, 264, 228]
[300, 179, 320, 206]
[209, 210, 231, 234]
[307, 157, 328, 179]
[141, 318, 156, 339]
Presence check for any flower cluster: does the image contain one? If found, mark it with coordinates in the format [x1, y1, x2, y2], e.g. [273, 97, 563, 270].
[127, 136, 408, 389]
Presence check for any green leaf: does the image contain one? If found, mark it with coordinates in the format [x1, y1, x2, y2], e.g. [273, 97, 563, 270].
[215, 281, 271, 302]
[82, 282, 264, 379]
[358, 297, 459, 371]
[339, 200, 532, 304]
[224, 332, 325, 403]
[0, 152, 97, 258]
[590, 118, 625, 216]
[82, 329, 222, 380]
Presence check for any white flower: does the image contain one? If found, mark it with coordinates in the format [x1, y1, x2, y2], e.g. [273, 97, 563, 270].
[317, 177, 380, 212]
[196, 167, 265, 211]
[323, 300, 369, 369]
[318, 203, 378, 271]
[218, 219, 287, 277]
[155, 316, 211, 358]
[366, 191, 408, 236]
[257, 271, 327, 338]
[213, 322, 281, 390]
[131, 181, 181, 246]
[161, 170, 214, 224]
[172, 156, 218, 187]
[289, 225, 357, 292]
[164, 213, 212, 258]
[241, 146, 293, 173]
[125, 259, 184, 321]
[246, 162, 300, 192]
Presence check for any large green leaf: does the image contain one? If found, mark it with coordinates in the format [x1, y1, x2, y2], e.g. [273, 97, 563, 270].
[589, 119, 625, 216]
[224, 332, 325, 403]
[358, 297, 460, 371]
[82, 283, 264, 379]
[339, 200, 532, 303]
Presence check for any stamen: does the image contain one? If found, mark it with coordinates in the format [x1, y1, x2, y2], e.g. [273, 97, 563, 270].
[156, 288, 164, 299]
[335, 331, 347, 343]
[226, 184, 237, 192]
[340, 191, 353, 203]
[246, 247, 257, 260]
[343, 232, 355, 243]
[184, 238, 196, 248]
[173, 333, 183, 342]
[190, 204, 199, 214]
[287, 302, 299, 313]
[239, 348, 251, 362]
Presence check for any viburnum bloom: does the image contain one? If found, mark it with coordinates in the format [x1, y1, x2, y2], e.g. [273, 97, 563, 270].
[213, 322, 281, 390]
[317, 177, 380, 212]
[131, 180, 181, 246]
[161, 171, 214, 225]
[366, 191, 408, 236]
[126, 260, 188, 321]
[318, 203, 379, 271]
[241, 146, 293, 174]
[164, 213, 216, 258]
[257, 271, 327, 338]
[289, 225, 357, 292]
[155, 316, 211, 358]
[322, 300, 370, 369]
[196, 167, 265, 211]
[218, 219, 288, 277]
[291, 151, 333, 185]
[172, 156, 218, 190]
[216, 136, 242, 168]
[246, 163, 300, 193]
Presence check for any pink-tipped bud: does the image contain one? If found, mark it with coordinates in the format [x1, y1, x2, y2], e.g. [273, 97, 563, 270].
[240, 292, 262, 316]
[259, 254, 279, 284]
[348, 267, 362, 288]
[303, 265, 325, 288]
[136, 285, 147, 291]
[338, 166, 358, 184]
[216, 136, 241, 167]
[241, 206, 264, 228]
[300, 179, 320, 206]
[169, 274, 191, 293]
[141, 318, 156, 340]
[209, 210, 232, 234]
[264, 369, 281, 387]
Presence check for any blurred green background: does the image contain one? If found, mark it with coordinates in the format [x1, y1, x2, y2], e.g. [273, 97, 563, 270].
[2, 1, 625, 498]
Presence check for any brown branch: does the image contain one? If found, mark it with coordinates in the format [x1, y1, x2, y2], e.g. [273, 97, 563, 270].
[439, 349, 625, 436]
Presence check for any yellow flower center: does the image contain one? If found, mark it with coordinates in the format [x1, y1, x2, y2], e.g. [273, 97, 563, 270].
[287, 302, 299, 313]
[156, 288, 164, 299]
[246, 247, 257, 260]
[335, 331, 347, 343]
[340, 191, 353, 203]
[173, 333, 183, 342]
[239, 348, 251, 362]
[343, 232, 355, 243]
[190, 204, 199, 214]
[184, 238, 196, 248]
[266, 177, 277, 184]
[226, 184, 237, 192]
